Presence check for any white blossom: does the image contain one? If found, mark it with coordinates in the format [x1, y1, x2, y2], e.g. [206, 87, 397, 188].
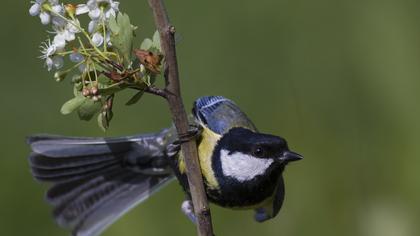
[51, 15, 66, 27]
[29, 0, 63, 25]
[52, 33, 66, 51]
[31, 0, 126, 73]
[50, 3, 66, 27]
[92, 32, 104, 47]
[76, 0, 120, 33]
[69, 52, 84, 63]
[39, 39, 56, 58]
[29, 1, 42, 16]
[88, 20, 98, 33]
[39, 39, 63, 71]
[39, 12, 51, 25]
[103, 0, 119, 19]
[45, 56, 64, 71]
[91, 31, 111, 47]
[76, 0, 119, 19]
[52, 19, 81, 50]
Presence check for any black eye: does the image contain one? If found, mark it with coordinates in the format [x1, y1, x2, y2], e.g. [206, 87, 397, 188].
[253, 146, 265, 158]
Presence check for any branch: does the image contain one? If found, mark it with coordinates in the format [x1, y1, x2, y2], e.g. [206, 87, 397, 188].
[147, 1, 215, 236]
[143, 85, 168, 98]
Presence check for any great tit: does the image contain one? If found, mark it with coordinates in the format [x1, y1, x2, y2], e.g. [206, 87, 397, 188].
[27, 96, 302, 236]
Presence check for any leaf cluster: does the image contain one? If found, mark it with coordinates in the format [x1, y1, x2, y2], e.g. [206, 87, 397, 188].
[59, 13, 162, 131]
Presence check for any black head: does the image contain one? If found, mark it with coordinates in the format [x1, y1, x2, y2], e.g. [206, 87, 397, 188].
[218, 127, 303, 164]
[210, 127, 302, 205]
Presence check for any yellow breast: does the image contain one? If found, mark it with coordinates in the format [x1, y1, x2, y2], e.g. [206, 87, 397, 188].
[178, 125, 221, 190]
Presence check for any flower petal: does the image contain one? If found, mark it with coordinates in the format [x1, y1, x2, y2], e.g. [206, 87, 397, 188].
[39, 12, 51, 25]
[45, 57, 54, 71]
[52, 56, 64, 70]
[52, 16, 66, 27]
[51, 4, 63, 14]
[70, 52, 84, 63]
[46, 44, 56, 57]
[64, 30, 76, 42]
[75, 4, 89, 15]
[110, 1, 120, 10]
[88, 7, 101, 20]
[106, 32, 112, 46]
[88, 20, 98, 33]
[53, 34, 66, 50]
[29, 3, 41, 16]
[66, 20, 80, 34]
[92, 32, 104, 46]
[105, 8, 116, 19]
[87, 0, 97, 9]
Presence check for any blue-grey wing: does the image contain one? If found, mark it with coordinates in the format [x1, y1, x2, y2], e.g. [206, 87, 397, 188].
[193, 96, 257, 135]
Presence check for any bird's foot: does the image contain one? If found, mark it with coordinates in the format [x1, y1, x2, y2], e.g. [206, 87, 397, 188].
[175, 123, 203, 144]
[166, 124, 202, 157]
[181, 200, 197, 224]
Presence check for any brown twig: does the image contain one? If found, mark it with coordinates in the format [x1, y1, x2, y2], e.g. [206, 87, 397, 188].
[147, 1, 215, 236]
[143, 85, 167, 98]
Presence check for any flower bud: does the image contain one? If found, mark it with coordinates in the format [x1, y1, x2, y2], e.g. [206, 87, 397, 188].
[65, 4, 77, 17]
[54, 70, 68, 82]
[82, 88, 91, 97]
[91, 87, 99, 95]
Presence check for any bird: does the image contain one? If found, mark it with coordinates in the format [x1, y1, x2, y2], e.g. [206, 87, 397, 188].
[27, 95, 303, 236]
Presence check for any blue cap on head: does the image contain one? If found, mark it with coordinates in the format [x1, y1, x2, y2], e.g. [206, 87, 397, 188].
[193, 96, 257, 135]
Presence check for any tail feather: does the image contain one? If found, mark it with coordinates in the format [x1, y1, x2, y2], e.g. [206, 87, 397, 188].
[45, 171, 113, 207]
[31, 159, 120, 182]
[29, 152, 119, 170]
[53, 170, 139, 228]
[27, 129, 177, 236]
[28, 135, 132, 158]
[72, 174, 174, 236]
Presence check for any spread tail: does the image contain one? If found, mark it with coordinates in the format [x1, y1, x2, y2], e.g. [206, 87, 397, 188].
[27, 129, 176, 236]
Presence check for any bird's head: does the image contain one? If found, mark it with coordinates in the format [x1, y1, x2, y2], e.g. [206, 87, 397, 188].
[214, 127, 302, 182]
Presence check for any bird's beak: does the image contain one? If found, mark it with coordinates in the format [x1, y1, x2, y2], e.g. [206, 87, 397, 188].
[279, 151, 303, 162]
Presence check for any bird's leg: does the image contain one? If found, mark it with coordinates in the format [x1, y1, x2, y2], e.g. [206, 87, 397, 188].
[166, 124, 203, 157]
[175, 123, 203, 145]
[181, 198, 197, 224]
[254, 208, 271, 222]
[169, 124, 203, 224]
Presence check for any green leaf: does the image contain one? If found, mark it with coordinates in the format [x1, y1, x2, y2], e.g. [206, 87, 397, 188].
[97, 75, 112, 85]
[140, 38, 153, 50]
[73, 83, 83, 96]
[108, 15, 120, 33]
[97, 112, 108, 131]
[109, 12, 135, 65]
[125, 91, 145, 106]
[77, 99, 102, 121]
[152, 30, 161, 51]
[60, 96, 86, 115]
[97, 108, 114, 131]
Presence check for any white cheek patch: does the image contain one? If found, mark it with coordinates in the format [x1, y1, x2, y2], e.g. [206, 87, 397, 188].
[220, 149, 274, 182]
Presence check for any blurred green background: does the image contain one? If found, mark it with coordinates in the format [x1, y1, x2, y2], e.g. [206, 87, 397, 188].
[1, 0, 419, 235]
